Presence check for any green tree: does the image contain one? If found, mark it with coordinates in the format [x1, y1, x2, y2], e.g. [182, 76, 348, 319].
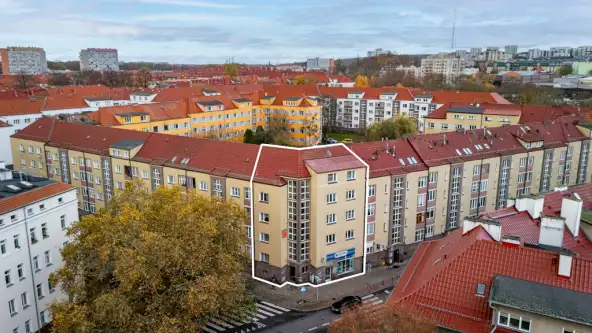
[366, 116, 417, 141]
[332, 59, 347, 74]
[243, 129, 254, 143]
[421, 73, 449, 90]
[329, 303, 436, 333]
[224, 63, 239, 77]
[50, 183, 254, 333]
[558, 65, 573, 76]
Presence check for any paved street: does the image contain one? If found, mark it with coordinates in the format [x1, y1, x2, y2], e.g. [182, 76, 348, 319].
[201, 301, 306, 333]
[260, 289, 392, 333]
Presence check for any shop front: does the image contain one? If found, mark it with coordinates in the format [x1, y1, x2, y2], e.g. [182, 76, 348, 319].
[326, 248, 356, 281]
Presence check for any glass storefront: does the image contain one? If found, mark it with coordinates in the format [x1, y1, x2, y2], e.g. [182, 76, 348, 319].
[337, 258, 354, 275]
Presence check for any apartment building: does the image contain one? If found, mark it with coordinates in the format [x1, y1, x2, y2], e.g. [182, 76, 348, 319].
[420, 54, 464, 83]
[0, 164, 78, 333]
[10, 115, 592, 286]
[79, 48, 119, 72]
[0, 47, 48, 75]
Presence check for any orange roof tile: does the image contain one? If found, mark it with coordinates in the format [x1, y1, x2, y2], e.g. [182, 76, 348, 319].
[0, 182, 74, 215]
[88, 101, 190, 126]
[0, 97, 44, 116]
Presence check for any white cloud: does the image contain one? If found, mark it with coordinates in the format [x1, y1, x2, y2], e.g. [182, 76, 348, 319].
[138, 0, 242, 9]
[0, 0, 34, 14]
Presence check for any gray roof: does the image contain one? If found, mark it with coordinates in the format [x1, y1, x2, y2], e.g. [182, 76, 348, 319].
[197, 100, 223, 106]
[489, 275, 592, 326]
[261, 95, 275, 99]
[233, 98, 252, 103]
[447, 107, 486, 114]
[110, 139, 146, 150]
[131, 91, 156, 96]
[349, 91, 365, 94]
[380, 92, 397, 95]
[415, 93, 433, 99]
[116, 111, 149, 117]
[84, 97, 112, 101]
[0, 175, 56, 200]
[284, 97, 302, 101]
[202, 89, 219, 94]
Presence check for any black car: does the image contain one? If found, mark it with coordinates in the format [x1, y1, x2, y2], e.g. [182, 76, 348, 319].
[330, 296, 362, 314]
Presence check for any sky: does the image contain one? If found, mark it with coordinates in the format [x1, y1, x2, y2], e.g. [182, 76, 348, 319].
[2, 0, 592, 64]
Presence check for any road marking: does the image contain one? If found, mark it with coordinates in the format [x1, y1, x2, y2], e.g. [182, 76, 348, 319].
[257, 303, 285, 315]
[219, 315, 242, 326]
[363, 297, 380, 304]
[210, 318, 234, 329]
[370, 300, 383, 306]
[225, 312, 250, 324]
[322, 323, 330, 327]
[253, 313, 268, 320]
[361, 294, 374, 300]
[205, 321, 225, 331]
[255, 307, 276, 317]
[260, 301, 291, 312]
[384, 290, 391, 294]
[202, 327, 217, 333]
[308, 327, 318, 331]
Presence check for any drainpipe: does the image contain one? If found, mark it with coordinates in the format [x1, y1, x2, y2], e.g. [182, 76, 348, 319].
[23, 207, 42, 331]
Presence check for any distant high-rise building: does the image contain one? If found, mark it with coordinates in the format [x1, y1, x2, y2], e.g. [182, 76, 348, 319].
[469, 48, 482, 58]
[421, 54, 464, 83]
[572, 46, 592, 58]
[0, 46, 48, 75]
[504, 45, 518, 56]
[486, 46, 499, 52]
[306, 57, 333, 71]
[367, 48, 389, 57]
[550, 47, 572, 58]
[528, 48, 550, 59]
[79, 48, 119, 71]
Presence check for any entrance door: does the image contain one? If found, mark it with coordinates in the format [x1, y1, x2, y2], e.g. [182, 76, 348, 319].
[290, 266, 296, 280]
[325, 267, 332, 281]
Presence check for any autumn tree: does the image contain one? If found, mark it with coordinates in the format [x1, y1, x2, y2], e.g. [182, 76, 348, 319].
[293, 75, 318, 85]
[72, 70, 102, 85]
[557, 65, 573, 76]
[366, 116, 417, 141]
[14, 71, 34, 89]
[355, 75, 370, 88]
[224, 63, 239, 77]
[421, 73, 449, 90]
[136, 67, 153, 88]
[50, 183, 255, 333]
[329, 303, 436, 333]
[303, 112, 320, 146]
[48, 73, 71, 86]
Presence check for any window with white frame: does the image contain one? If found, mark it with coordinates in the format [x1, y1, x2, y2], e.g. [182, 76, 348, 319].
[367, 203, 376, 216]
[428, 189, 436, 201]
[429, 172, 437, 184]
[326, 213, 336, 224]
[259, 212, 269, 223]
[259, 233, 270, 243]
[347, 170, 356, 180]
[519, 157, 527, 168]
[497, 312, 531, 332]
[368, 184, 376, 197]
[418, 176, 427, 188]
[259, 192, 269, 203]
[367, 222, 375, 235]
[260, 252, 269, 263]
[199, 181, 208, 191]
[426, 225, 434, 238]
[417, 193, 426, 207]
[472, 181, 479, 192]
[345, 190, 356, 200]
[473, 165, 481, 176]
[345, 230, 355, 240]
[231, 187, 240, 197]
[167, 175, 174, 184]
[470, 198, 478, 209]
[415, 229, 425, 242]
[244, 188, 251, 200]
[346, 210, 355, 220]
[326, 234, 336, 244]
[213, 179, 223, 197]
[8, 298, 16, 316]
[327, 193, 337, 204]
[328, 173, 337, 183]
[480, 179, 488, 191]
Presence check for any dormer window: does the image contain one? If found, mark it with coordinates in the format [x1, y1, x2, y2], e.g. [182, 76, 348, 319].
[124, 117, 131, 123]
[113, 150, 121, 157]
[140, 115, 147, 121]
[476, 283, 486, 296]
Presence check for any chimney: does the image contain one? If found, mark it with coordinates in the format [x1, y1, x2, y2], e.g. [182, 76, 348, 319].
[539, 215, 565, 248]
[462, 217, 501, 241]
[514, 194, 544, 219]
[501, 235, 520, 248]
[443, 134, 447, 145]
[558, 249, 574, 279]
[560, 193, 582, 237]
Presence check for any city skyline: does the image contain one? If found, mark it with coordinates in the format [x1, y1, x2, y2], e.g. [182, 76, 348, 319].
[2, 0, 592, 64]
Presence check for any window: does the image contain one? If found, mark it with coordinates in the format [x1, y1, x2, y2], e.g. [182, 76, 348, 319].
[480, 179, 488, 191]
[426, 208, 435, 219]
[473, 165, 481, 176]
[472, 181, 479, 192]
[142, 170, 149, 179]
[519, 157, 527, 168]
[367, 203, 376, 216]
[41, 223, 48, 238]
[259, 192, 269, 203]
[17, 264, 24, 280]
[417, 193, 426, 207]
[199, 181, 208, 191]
[426, 224, 434, 237]
[21, 292, 29, 308]
[58, 197, 63, 204]
[368, 184, 376, 197]
[479, 197, 486, 208]
[19, 144, 24, 152]
[345, 230, 355, 240]
[33, 256, 39, 271]
[5, 269, 12, 286]
[418, 176, 427, 188]
[48, 278, 55, 292]
[36, 283, 44, 299]
[347, 170, 356, 180]
[328, 173, 337, 183]
[327, 193, 336, 204]
[470, 198, 478, 209]
[346, 210, 356, 220]
[29, 228, 37, 244]
[260, 253, 269, 263]
[498, 312, 531, 332]
[167, 175, 174, 184]
[326, 213, 336, 224]
[0, 239, 6, 254]
[40, 310, 47, 325]
[244, 188, 251, 200]
[259, 233, 270, 243]
[428, 189, 436, 201]
[415, 229, 425, 242]
[8, 299, 16, 316]
[346, 190, 356, 200]
[367, 222, 375, 235]
[25, 321, 31, 333]
[326, 234, 336, 244]
[44, 250, 51, 266]
[259, 212, 269, 223]
[60, 215, 66, 229]
[115, 165, 121, 173]
[429, 172, 437, 184]
[13, 235, 20, 250]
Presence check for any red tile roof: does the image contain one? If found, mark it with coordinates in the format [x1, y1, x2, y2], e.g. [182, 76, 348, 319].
[389, 225, 592, 333]
[427, 91, 501, 105]
[304, 155, 365, 174]
[10, 117, 56, 141]
[328, 74, 353, 83]
[350, 139, 427, 178]
[88, 101, 190, 126]
[318, 86, 413, 100]
[0, 182, 74, 215]
[0, 98, 44, 116]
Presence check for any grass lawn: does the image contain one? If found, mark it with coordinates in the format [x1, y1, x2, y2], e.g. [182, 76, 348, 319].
[326, 132, 366, 143]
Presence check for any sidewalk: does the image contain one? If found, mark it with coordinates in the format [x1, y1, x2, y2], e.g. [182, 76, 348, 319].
[251, 262, 408, 312]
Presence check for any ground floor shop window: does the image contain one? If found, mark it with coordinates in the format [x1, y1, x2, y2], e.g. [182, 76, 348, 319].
[337, 258, 354, 275]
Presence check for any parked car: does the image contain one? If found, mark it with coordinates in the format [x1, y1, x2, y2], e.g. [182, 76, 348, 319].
[326, 138, 339, 144]
[330, 296, 362, 314]
[341, 139, 353, 144]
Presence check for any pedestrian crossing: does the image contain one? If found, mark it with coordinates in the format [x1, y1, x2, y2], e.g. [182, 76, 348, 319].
[361, 293, 385, 307]
[201, 301, 290, 333]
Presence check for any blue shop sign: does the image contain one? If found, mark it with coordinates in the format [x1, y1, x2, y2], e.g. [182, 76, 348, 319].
[327, 248, 355, 261]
